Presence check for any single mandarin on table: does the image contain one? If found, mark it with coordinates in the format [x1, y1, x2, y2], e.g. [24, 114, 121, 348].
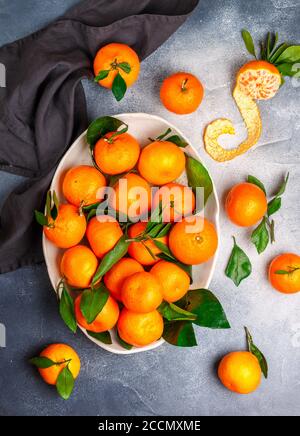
[117, 308, 164, 347]
[94, 132, 140, 175]
[60, 245, 98, 288]
[169, 216, 218, 265]
[160, 72, 204, 114]
[86, 215, 123, 258]
[268, 253, 300, 294]
[104, 258, 144, 301]
[127, 221, 168, 266]
[75, 294, 119, 333]
[151, 260, 190, 303]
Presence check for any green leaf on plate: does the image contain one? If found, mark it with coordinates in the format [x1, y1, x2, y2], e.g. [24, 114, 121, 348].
[92, 235, 129, 285]
[163, 321, 197, 347]
[251, 217, 269, 254]
[112, 72, 127, 101]
[245, 327, 268, 379]
[87, 330, 112, 345]
[87, 116, 127, 149]
[184, 289, 230, 329]
[94, 70, 110, 82]
[225, 237, 252, 286]
[186, 156, 213, 206]
[241, 29, 257, 58]
[29, 356, 56, 369]
[247, 175, 266, 195]
[59, 285, 77, 333]
[158, 302, 197, 322]
[56, 365, 75, 400]
[80, 283, 110, 324]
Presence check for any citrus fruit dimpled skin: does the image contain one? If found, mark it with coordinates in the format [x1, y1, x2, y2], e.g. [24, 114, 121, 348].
[60, 245, 98, 288]
[160, 72, 204, 114]
[86, 215, 123, 258]
[269, 253, 300, 294]
[38, 343, 81, 385]
[62, 165, 106, 207]
[236, 60, 281, 100]
[44, 204, 86, 249]
[218, 351, 262, 394]
[75, 294, 119, 333]
[121, 271, 163, 313]
[117, 308, 164, 347]
[138, 141, 186, 185]
[93, 42, 140, 89]
[151, 260, 190, 303]
[128, 221, 168, 266]
[169, 217, 218, 265]
[225, 182, 267, 227]
[104, 258, 144, 301]
[94, 132, 140, 175]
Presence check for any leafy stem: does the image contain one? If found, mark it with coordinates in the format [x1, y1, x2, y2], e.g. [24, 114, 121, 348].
[275, 266, 300, 275]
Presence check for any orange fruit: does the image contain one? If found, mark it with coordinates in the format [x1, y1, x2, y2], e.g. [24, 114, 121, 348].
[117, 308, 164, 347]
[104, 258, 144, 301]
[151, 260, 190, 303]
[268, 253, 300, 294]
[225, 182, 267, 227]
[153, 182, 195, 222]
[86, 215, 123, 258]
[44, 204, 86, 249]
[38, 343, 80, 385]
[236, 60, 281, 100]
[121, 271, 163, 313]
[128, 221, 168, 266]
[62, 165, 106, 207]
[110, 173, 151, 219]
[138, 140, 186, 186]
[169, 216, 218, 265]
[218, 351, 262, 394]
[160, 72, 204, 114]
[75, 294, 119, 333]
[60, 245, 98, 288]
[94, 132, 140, 175]
[93, 42, 140, 89]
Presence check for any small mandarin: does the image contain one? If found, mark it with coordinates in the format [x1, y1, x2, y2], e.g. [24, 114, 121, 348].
[75, 294, 119, 333]
[60, 245, 98, 288]
[86, 215, 123, 258]
[151, 260, 190, 303]
[268, 253, 300, 294]
[104, 258, 144, 301]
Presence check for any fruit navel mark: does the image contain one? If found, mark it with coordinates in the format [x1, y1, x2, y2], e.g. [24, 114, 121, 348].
[204, 85, 262, 162]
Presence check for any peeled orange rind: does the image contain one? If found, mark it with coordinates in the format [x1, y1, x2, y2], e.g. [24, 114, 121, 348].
[204, 85, 262, 162]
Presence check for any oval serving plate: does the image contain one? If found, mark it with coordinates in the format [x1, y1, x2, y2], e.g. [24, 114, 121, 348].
[43, 113, 220, 354]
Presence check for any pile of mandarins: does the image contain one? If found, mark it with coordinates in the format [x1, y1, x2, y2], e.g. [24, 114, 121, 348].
[41, 128, 218, 348]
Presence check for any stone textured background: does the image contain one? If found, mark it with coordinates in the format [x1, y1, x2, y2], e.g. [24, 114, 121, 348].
[0, 0, 299, 416]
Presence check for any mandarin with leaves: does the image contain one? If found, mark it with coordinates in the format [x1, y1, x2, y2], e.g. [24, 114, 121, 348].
[75, 294, 119, 333]
[86, 215, 123, 258]
[153, 182, 196, 222]
[268, 253, 300, 294]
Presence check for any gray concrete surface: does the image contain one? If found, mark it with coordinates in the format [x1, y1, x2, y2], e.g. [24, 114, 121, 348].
[0, 0, 299, 416]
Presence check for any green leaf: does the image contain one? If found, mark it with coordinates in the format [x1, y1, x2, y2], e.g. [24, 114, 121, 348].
[94, 70, 110, 82]
[46, 191, 52, 217]
[34, 210, 49, 227]
[146, 202, 163, 231]
[116, 331, 133, 350]
[186, 156, 213, 206]
[184, 289, 230, 329]
[87, 330, 112, 345]
[87, 116, 126, 149]
[29, 356, 56, 369]
[87, 209, 97, 221]
[269, 43, 289, 63]
[266, 33, 271, 60]
[59, 286, 77, 333]
[245, 327, 268, 379]
[117, 62, 131, 74]
[50, 203, 58, 221]
[146, 223, 166, 238]
[153, 241, 193, 282]
[82, 201, 101, 213]
[92, 235, 129, 285]
[274, 172, 289, 197]
[80, 284, 110, 324]
[225, 237, 252, 286]
[251, 218, 269, 254]
[275, 267, 300, 275]
[158, 302, 197, 322]
[112, 72, 127, 101]
[267, 197, 281, 217]
[163, 321, 197, 347]
[241, 29, 256, 58]
[277, 63, 300, 77]
[276, 45, 300, 64]
[165, 135, 188, 148]
[56, 366, 75, 400]
[269, 32, 279, 58]
[247, 175, 266, 195]
[156, 128, 172, 141]
[155, 223, 172, 238]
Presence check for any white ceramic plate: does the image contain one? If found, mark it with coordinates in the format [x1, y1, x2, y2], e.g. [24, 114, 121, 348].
[43, 113, 220, 354]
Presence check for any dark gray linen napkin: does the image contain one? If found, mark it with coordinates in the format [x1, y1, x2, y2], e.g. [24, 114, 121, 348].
[0, 0, 199, 273]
